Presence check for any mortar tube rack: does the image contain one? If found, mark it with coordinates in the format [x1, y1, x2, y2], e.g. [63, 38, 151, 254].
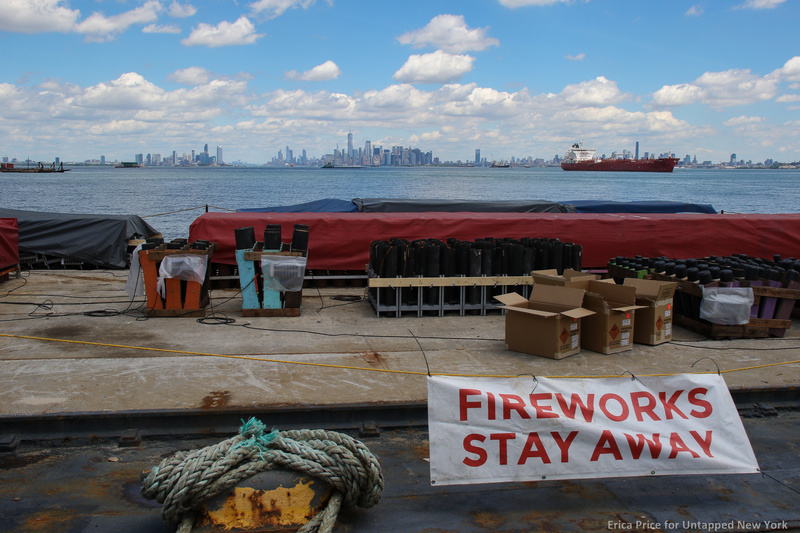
[366, 267, 533, 317]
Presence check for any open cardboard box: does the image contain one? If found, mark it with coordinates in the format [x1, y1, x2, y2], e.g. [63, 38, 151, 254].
[566, 280, 644, 354]
[623, 278, 678, 345]
[495, 285, 594, 359]
[531, 269, 601, 287]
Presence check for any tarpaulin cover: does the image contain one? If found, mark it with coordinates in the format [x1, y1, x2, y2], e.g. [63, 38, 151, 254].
[0, 208, 159, 269]
[236, 198, 714, 215]
[0, 218, 19, 268]
[564, 200, 717, 214]
[189, 212, 800, 271]
[237, 198, 358, 213]
[353, 198, 575, 213]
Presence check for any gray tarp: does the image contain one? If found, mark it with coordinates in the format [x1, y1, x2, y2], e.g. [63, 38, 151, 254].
[563, 200, 717, 214]
[352, 198, 575, 213]
[0, 208, 159, 268]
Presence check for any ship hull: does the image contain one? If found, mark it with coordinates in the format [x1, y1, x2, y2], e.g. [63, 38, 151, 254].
[561, 157, 679, 172]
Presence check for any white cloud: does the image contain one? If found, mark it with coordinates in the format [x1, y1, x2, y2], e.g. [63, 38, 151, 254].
[250, 0, 317, 20]
[285, 61, 342, 81]
[723, 116, 764, 126]
[695, 68, 777, 106]
[397, 14, 499, 54]
[498, 0, 569, 6]
[652, 68, 778, 108]
[73, 72, 167, 110]
[776, 94, 800, 103]
[75, 1, 163, 42]
[168, 67, 213, 85]
[168, 1, 196, 18]
[652, 83, 705, 106]
[566, 53, 585, 61]
[360, 85, 434, 114]
[181, 16, 264, 47]
[88, 119, 151, 136]
[559, 76, 630, 106]
[773, 56, 800, 82]
[143, 24, 181, 34]
[393, 51, 475, 84]
[735, 0, 786, 9]
[251, 89, 355, 119]
[0, 0, 80, 33]
[685, 5, 704, 16]
[437, 85, 522, 118]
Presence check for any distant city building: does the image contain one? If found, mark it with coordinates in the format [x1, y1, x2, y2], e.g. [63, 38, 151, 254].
[347, 131, 354, 164]
[217, 146, 223, 165]
[475, 149, 480, 164]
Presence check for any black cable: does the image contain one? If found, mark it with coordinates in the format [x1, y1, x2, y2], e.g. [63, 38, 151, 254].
[0, 276, 27, 297]
[672, 340, 800, 351]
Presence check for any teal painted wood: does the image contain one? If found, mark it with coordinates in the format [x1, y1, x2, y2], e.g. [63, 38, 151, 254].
[235, 249, 261, 310]
[262, 247, 283, 309]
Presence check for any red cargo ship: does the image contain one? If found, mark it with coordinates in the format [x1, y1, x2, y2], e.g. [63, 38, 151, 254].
[560, 141, 679, 172]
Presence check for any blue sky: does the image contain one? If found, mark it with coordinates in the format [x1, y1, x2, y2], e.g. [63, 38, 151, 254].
[1, 0, 798, 164]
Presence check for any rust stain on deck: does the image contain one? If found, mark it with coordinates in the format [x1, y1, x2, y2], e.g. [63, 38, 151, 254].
[200, 391, 231, 410]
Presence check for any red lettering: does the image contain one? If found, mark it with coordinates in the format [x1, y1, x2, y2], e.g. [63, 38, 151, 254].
[599, 393, 629, 422]
[487, 391, 496, 420]
[459, 389, 482, 422]
[556, 393, 595, 422]
[500, 394, 531, 420]
[552, 431, 579, 463]
[530, 393, 560, 419]
[591, 430, 623, 461]
[688, 388, 713, 418]
[668, 432, 700, 458]
[624, 433, 663, 459]
[491, 433, 516, 465]
[659, 390, 688, 420]
[518, 432, 551, 465]
[630, 391, 661, 422]
[690, 430, 714, 458]
[463, 434, 487, 467]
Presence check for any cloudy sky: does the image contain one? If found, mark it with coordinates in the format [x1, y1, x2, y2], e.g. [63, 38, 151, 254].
[1, 0, 798, 164]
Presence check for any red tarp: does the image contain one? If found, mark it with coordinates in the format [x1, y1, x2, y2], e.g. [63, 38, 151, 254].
[189, 212, 800, 271]
[0, 218, 19, 269]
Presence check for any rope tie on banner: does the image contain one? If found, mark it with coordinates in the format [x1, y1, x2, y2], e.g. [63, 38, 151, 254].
[140, 418, 384, 533]
[692, 357, 722, 375]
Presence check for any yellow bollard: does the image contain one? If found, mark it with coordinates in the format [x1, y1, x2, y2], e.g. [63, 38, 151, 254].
[192, 470, 333, 532]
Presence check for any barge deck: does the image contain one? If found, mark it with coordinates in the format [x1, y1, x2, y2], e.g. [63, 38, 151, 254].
[0, 270, 798, 531]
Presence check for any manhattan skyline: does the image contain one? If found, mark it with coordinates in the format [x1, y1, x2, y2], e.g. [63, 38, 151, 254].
[1, 1, 798, 165]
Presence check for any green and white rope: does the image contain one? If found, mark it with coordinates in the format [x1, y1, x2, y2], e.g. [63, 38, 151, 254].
[140, 418, 384, 533]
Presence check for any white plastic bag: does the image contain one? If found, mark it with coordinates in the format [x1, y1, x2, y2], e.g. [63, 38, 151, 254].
[157, 254, 209, 297]
[125, 243, 145, 299]
[260, 255, 307, 292]
[699, 287, 754, 325]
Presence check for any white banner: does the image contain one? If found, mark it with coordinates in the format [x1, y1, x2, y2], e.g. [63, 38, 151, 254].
[428, 374, 759, 486]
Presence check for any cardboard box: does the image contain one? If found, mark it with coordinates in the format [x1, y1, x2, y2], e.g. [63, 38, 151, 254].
[570, 280, 643, 354]
[623, 278, 678, 345]
[531, 269, 601, 287]
[495, 285, 594, 359]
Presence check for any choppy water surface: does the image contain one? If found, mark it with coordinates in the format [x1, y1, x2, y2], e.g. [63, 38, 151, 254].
[2, 166, 797, 239]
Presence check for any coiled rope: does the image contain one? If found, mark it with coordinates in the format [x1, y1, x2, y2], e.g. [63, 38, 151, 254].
[140, 418, 384, 533]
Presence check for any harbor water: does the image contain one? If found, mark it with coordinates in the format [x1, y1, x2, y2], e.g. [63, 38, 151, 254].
[2, 166, 799, 240]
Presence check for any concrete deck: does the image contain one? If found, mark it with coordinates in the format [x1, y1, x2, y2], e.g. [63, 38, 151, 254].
[1, 270, 799, 431]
